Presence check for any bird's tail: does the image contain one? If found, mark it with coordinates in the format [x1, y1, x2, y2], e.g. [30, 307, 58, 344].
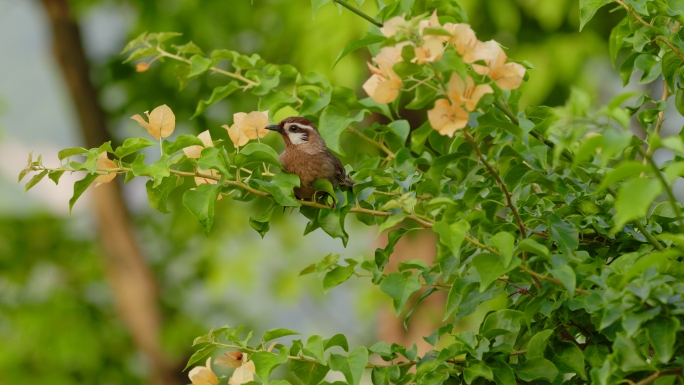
[341, 175, 355, 187]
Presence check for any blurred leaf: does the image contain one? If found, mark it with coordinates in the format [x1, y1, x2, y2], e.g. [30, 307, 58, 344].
[645, 317, 679, 363]
[183, 344, 216, 371]
[516, 357, 559, 382]
[319, 105, 368, 156]
[251, 348, 289, 385]
[613, 178, 662, 230]
[146, 174, 183, 214]
[323, 266, 354, 292]
[192, 81, 240, 119]
[379, 272, 421, 316]
[579, 0, 611, 30]
[69, 173, 99, 212]
[527, 329, 554, 358]
[23, 171, 47, 193]
[114, 138, 156, 158]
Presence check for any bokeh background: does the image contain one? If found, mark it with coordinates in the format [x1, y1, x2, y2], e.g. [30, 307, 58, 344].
[0, 0, 669, 384]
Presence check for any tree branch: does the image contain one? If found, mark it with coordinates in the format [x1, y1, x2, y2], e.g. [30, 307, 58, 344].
[37, 1, 180, 384]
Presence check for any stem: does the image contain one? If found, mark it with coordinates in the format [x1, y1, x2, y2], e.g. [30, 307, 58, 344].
[464, 129, 527, 240]
[493, 99, 664, 251]
[518, 265, 590, 295]
[634, 368, 683, 385]
[346, 126, 396, 158]
[156, 47, 259, 88]
[638, 146, 684, 228]
[332, 0, 383, 28]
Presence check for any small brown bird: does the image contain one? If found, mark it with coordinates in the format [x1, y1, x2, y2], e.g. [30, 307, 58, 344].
[266, 116, 355, 200]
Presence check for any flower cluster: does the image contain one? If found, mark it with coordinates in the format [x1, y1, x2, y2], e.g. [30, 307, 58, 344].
[363, 12, 526, 137]
[222, 110, 270, 149]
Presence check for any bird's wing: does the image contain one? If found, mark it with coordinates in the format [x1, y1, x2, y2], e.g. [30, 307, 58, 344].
[331, 152, 355, 187]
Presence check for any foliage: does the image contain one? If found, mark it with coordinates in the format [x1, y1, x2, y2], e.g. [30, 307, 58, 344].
[19, 0, 684, 384]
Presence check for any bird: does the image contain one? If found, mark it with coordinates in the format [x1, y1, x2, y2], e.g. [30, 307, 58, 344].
[265, 116, 355, 201]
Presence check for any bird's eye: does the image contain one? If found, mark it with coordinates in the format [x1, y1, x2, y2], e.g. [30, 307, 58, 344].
[289, 125, 298, 132]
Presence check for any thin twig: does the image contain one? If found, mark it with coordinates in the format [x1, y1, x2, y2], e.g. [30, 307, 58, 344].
[332, 0, 383, 27]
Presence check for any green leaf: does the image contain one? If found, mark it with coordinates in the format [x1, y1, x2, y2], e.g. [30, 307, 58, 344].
[379, 272, 422, 316]
[489, 361, 516, 385]
[333, 34, 385, 68]
[613, 177, 662, 230]
[183, 344, 216, 371]
[481, 309, 524, 339]
[251, 348, 289, 385]
[548, 214, 579, 256]
[123, 46, 157, 63]
[311, 0, 332, 18]
[645, 317, 679, 363]
[198, 147, 231, 176]
[634, 54, 662, 84]
[329, 347, 368, 385]
[162, 134, 204, 155]
[173, 41, 204, 55]
[550, 342, 586, 379]
[69, 173, 99, 213]
[58, 147, 88, 160]
[234, 142, 281, 168]
[472, 253, 521, 292]
[121, 31, 148, 53]
[146, 174, 182, 214]
[114, 138, 156, 158]
[252, 173, 301, 207]
[516, 357, 559, 382]
[550, 265, 577, 297]
[526, 329, 554, 358]
[182, 183, 221, 235]
[371, 366, 400, 385]
[579, 0, 611, 30]
[131, 154, 170, 188]
[304, 335, 327, 364]
[323, 266, 354, 292]
[318, 207, 350, 246]
[147, 32, 182, 43]
[620, 52, 639, 86]
[319, 105, 368, 156]
[676, 88, 684, 116]
[516, 238, 550, 258]
[324, 334, 349, 351]
[598, 161, 650, 191]
[263, 328, 300, 343]
[23, 171, 47, 193]
[313, 178, 338, 203]
[432, 220, 470, 263]
[490, 232, 515, 267]
[188, 54, 213, 77]
[388, 120, 410, 143]
[191, 81, 240, 119]
[289, 360, 330, 385]
[48, 170, 65, 185]
[249, 202, 276, 238]
[463, 361, 493, 383]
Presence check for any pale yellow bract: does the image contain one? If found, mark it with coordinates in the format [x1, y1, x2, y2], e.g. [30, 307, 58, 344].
[130, 104, 176, 140]
[239, 110, 270, 140]
[188, 357, 219, 385]
[428, 99, 469, 137]
[95, 152, 117, 184]
[183, 130, 214, 159]
[447, 74, 494, 112]
[228, 360, 255, 385]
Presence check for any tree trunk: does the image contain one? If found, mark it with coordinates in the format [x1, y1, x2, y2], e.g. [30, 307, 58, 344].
[37, 1, 180, 384]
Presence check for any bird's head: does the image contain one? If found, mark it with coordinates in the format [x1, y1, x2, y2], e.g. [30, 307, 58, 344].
[266, 117, 322, 147]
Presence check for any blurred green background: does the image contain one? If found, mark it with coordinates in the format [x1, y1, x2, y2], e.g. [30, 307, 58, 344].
[0, 0, 630, 383]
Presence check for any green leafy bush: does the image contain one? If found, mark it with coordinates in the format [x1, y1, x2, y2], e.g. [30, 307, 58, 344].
[20, 1, 684, 384]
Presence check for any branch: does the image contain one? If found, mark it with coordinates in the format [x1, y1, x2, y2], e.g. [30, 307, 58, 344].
[155, 46, 259, 88]
[332, 0, 383, 27]
[463, 129, 527, 240]
[493, 100, 665, 251]
[634, 368, 683, 385]
[346, 126, 396, 159]
[638, 146, 684, 228]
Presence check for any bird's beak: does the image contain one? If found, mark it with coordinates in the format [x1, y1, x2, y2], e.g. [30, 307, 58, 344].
[265, 124, 282, 133]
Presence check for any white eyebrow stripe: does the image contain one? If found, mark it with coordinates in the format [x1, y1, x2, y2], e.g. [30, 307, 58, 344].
[284, 123, 314, 131]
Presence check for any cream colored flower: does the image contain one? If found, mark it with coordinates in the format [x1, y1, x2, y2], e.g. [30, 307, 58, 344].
[183, 130, 214, 159]
[414, 36, 444, 64]
[189, 358, 219, 385]
[472, 40, 526, 90]
[444, 23, 484, 63]
[363, 46, 404, 104]
[229, 360, 256, 385]
[130, 104, 175, 140]
[380, 16, 407, 38]
[239, 111, 270, 140]
[447, 74, 493, 111]
[428, 99, 469, 137]
[95, 152, 117, 184]
[418, 10, 441, 35]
